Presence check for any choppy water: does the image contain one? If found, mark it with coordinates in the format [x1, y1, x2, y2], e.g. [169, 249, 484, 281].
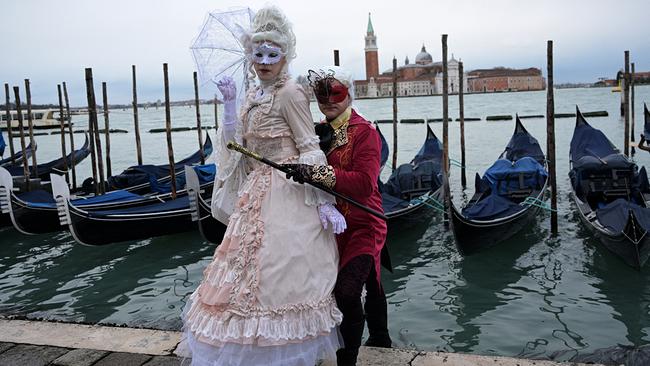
[1, 85, 650, 361]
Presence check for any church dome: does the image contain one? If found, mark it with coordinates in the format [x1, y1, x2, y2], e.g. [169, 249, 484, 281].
[415, 44, 433, 65]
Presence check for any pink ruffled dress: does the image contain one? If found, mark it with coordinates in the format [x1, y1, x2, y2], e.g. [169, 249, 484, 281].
[184, 75, 342, 366]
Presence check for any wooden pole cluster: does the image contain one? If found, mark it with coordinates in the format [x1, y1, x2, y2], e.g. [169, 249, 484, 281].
[623, 51, 630, 157]
[102, 82, 113, 177]
[163, 63, 177, 199]
[458, 61, 466, 189]
[4, 83, 15, 162]
[334, 50, 340, 66]
[391, 57, 398, 172]
[12, 87, 30, 188]
[546, 40, 558, 235]
[442, 34, 450, 226]
[132, 65, 143, 165]
[85, 68, 105, 195]
[63, 82, 77, 190]
[193, 71, 205, 164]
[24, 79, 38, 178]
[57, 85, 70, 183]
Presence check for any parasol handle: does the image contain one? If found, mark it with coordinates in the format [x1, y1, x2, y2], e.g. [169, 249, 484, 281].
[227, 141, 388, 221]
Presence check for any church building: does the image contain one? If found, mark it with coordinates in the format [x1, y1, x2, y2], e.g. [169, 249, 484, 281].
[354, 14, 467, 98]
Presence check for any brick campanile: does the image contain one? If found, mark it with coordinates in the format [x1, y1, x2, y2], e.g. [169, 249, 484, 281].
[364, 13, 379, 80]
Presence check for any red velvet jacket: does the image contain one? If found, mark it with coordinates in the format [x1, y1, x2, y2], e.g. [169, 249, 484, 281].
[326, 109, 387, 282]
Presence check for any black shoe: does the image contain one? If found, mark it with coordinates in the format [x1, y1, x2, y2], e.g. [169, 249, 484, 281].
[363, 335, 392, 348]
[336, 348, 358, 366]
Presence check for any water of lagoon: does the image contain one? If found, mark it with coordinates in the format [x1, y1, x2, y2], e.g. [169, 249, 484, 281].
[1, 85, 650, 361]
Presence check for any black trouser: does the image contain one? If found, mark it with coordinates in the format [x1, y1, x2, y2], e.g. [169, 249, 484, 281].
[334, 255, 391, 366]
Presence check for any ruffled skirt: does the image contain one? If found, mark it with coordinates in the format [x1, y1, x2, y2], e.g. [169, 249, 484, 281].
[184, 166, 342, 365]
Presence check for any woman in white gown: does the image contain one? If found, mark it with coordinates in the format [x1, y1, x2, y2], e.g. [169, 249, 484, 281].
[183, 5, 345, 366]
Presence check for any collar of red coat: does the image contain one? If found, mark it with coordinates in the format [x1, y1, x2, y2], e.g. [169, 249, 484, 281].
[348, 108, 372, 127]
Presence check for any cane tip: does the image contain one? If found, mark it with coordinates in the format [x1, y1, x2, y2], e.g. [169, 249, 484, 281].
[226, 141, 236, 149]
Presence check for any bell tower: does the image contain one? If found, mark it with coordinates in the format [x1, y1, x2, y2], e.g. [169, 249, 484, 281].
[364, 13, 379, 80]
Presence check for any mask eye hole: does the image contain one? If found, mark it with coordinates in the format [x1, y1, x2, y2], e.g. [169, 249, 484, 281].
[269, 53, 278, 58]
[255, 53, 263, 58]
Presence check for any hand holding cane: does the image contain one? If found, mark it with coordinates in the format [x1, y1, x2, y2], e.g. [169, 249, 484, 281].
[226, 141, 388, 221]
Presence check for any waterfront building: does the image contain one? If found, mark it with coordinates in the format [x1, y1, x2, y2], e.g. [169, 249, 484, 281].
[466, 67, 545, 92]
[353, 14, 467, 98]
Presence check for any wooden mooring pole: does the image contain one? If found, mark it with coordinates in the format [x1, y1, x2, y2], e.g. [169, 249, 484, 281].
[163, 63, 177, 199]
[214, 96, 219, 131]
[623, 50, 630, 157]
[132, 65, 143, 165]
[12, 87, 30, 189]
[193, 71, 205, 164]
[391, 57, 398, 172]
[4, 84, 15, 162]
[334, 50, 340, 66]
[102, 82, 112, 177]
[63, 82, 77, 190]
[631, 62, 636, 155]
[57, 85, 70, 183]
[85, 68, 104, 195]
[442, 34, 450, 227]
[547, 40, 558, 235]
[24, 79, 38, 178]
[458, 61, 466, 189]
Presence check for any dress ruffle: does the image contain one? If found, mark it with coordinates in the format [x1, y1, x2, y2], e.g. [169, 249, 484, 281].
[186, 325, 340, 366]
[185, 294, 342, 346]
[186, 166, 342, 347]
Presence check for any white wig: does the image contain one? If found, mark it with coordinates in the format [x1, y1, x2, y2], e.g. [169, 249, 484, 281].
[244, 6, 296, 63]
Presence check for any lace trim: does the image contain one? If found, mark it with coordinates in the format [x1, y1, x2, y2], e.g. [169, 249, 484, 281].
[185, 294, 342, 346]
[240, 74, 290, 133]
[295, 135, 321, 150]
[328, 121, 349, 154]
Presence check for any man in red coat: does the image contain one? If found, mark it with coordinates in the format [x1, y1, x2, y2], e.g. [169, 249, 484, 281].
[284, 66, 391, 366]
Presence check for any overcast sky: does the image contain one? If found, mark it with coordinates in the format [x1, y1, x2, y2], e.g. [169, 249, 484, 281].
[1, 0, 648, 105]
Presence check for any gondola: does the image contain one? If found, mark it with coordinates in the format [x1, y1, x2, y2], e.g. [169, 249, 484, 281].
[449, 116, 548, 255]
[380, 123, 443, 224]
[375, 123, 389, 171]
[0, 164, 215, 236]
[81, 134, 213, 195]
[51, 166, 215, 246]
[5, 133, 90, 181]
[185, 166, 227, 245]
[0, 131, 5, 157]
[569, 107, 650, 268]
[0, 141, 35, 167]
[637, 103, 650, 152]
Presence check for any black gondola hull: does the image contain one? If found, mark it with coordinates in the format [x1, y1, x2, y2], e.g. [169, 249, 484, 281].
[0, 212, 11, 228]
[573, 194, 650, 269]
[386, 189, 441, 228]
[451, 201, 541, 255]
[8, 192, 171, 235]
[10, 196, 60, 234]
[67, 205, 196, 246]
[197, 195, 227, 244]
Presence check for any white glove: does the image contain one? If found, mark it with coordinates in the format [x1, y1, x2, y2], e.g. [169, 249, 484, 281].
[318, 203, 347, 234]
[215, 76, 237, 141]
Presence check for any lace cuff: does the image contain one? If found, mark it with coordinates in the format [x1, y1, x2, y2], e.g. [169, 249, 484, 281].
[299, 150, 335, 206]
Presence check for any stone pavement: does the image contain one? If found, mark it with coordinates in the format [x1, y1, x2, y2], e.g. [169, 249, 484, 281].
[0, 319, 603, 366]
